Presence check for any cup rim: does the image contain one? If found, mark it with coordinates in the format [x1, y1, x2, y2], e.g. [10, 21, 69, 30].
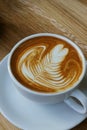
[8, 33, 86, 96]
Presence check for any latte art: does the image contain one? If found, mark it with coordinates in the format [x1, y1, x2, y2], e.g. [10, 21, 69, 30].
[11, 36, 82, 93]
[20, 44, 69, 87]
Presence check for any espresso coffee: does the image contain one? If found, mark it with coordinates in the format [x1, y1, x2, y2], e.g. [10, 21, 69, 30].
[10, 36, 82, 93]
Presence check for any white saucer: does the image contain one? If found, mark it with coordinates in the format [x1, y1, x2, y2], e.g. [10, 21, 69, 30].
[0, 55, 87, 130]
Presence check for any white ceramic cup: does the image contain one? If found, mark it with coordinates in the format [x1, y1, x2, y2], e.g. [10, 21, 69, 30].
[8, 33, 87, 114]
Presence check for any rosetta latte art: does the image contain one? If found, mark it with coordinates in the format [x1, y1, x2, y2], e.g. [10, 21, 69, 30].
[17, 43, 82, 93]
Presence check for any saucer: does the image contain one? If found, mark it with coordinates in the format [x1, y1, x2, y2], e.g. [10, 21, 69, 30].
[0, 55, 87, 130]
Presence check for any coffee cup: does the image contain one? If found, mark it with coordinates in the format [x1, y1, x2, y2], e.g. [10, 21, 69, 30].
[8, 33, 87, 114]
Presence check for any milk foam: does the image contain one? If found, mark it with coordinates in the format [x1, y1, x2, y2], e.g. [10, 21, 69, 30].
[17, 44, 80, 90]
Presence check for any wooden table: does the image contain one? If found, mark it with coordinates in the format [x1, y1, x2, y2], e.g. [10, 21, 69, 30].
[0, 0, 87, 129]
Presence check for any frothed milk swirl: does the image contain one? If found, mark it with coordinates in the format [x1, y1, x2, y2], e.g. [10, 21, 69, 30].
[11, 36, 82, 93]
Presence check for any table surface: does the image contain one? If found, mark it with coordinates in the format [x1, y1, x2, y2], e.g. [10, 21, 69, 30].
[0, 0, 87, 129]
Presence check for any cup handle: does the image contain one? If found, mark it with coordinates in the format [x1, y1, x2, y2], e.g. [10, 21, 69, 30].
[64, 89, 87, 114]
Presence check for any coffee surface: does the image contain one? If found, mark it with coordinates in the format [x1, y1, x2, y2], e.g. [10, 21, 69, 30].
[11, 36, 82, 93]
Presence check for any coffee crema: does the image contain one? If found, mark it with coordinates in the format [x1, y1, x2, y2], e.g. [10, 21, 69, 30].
[11, 36, 82, 93]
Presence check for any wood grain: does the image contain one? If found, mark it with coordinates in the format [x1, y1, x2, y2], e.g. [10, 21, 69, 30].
[0, 0, 87, 129]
